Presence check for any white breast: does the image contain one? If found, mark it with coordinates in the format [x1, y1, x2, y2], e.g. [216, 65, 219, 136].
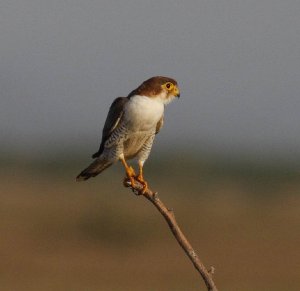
[124, 95, 164, 131]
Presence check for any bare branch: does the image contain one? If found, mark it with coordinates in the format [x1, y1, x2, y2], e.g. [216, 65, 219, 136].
[124, 179, 218, 291]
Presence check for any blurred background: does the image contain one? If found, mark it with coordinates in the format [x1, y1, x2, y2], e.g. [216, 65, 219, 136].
[1, 0, 300, 290]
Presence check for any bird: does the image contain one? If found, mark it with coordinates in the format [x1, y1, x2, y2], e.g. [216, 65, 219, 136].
[76, 76, 180, 193]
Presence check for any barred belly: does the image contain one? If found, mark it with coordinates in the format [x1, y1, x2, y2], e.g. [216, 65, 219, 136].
[123, 132, 151, 159]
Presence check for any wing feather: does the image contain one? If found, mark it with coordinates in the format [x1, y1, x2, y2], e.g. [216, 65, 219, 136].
[92, 97, 128, 158]
[155, 115, 164, 134]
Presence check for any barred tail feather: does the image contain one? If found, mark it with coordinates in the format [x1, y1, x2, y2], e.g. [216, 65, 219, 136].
[76, 158, 113, 181]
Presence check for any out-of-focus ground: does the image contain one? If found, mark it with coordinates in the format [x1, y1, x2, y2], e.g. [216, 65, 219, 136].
[1, 151, 300, 291]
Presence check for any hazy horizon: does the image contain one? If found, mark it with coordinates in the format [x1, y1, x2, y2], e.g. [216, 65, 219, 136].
[1, 0, 300, 160]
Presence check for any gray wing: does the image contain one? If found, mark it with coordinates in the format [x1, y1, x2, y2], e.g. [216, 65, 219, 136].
[155, 115, 164, 134]
[92, 97, 128, 158]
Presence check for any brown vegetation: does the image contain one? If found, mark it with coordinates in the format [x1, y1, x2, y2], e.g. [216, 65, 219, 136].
[1, 155, 300, 290]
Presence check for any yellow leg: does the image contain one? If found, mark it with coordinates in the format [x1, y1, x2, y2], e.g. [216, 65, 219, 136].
[136, 161, 148, 194]
[120, 156, 136, 187]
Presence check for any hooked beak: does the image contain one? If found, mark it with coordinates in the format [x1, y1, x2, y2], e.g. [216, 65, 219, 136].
[174, 86, 180, 98]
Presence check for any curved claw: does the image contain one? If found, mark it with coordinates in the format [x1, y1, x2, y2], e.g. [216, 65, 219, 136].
[123, 177, 135, 188]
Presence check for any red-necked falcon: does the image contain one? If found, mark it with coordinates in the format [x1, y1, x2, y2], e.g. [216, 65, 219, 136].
[76, 76, 180, 193]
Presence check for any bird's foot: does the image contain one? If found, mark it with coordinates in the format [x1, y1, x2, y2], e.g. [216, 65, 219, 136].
[127, 166, 136, 177]
[135, 174, 148, 194]
[124, 166, 136, 187]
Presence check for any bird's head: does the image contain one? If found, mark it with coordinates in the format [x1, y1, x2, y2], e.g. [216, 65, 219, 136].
[128, 76, 180, 105]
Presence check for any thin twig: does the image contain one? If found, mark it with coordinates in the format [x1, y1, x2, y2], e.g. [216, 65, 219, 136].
[124, 179, 218, 291]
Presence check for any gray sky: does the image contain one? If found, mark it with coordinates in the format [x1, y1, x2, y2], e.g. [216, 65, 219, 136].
[1, 0, 300, 158]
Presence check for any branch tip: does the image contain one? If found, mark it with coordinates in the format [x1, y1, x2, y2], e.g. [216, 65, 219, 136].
[208, 266, 215, 275]
[123, 177, 218, 291]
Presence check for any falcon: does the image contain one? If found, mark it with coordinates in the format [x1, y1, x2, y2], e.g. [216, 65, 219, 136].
[76, 76, 180, 193]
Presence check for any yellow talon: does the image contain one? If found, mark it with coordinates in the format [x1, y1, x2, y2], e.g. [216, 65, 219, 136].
[135, 161, 148, 194]
[127, 166, 136, 177]
[120, 156, 136, 187]
[120, 157, 149, 193]
[136, 174, 148, 194]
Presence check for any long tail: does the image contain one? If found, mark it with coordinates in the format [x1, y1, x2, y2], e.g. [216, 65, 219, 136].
[76, 158, 113, 181]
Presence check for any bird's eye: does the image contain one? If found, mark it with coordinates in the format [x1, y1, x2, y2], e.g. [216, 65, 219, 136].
[165, 82, 173, 90]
